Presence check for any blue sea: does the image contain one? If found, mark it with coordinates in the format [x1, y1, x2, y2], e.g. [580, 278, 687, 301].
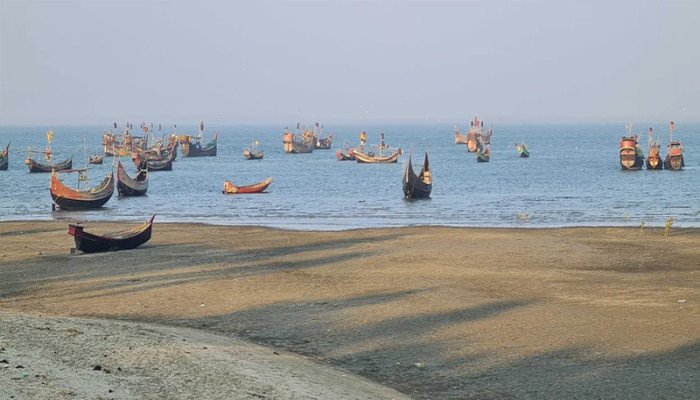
[0, 123, 698, 230]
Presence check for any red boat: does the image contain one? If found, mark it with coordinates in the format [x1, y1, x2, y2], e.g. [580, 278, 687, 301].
[223, 177, 272, 194]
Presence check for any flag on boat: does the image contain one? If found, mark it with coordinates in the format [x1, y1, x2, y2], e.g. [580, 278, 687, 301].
[46, 129, 53, 144]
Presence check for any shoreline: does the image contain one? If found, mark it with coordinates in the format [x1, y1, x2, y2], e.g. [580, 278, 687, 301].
[1, 222, 698, 399]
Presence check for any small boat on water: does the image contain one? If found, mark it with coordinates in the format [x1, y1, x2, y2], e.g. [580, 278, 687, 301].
[315, 134, 333, 149]
[283, 125, 315, 153]
[476, 148, 491, 163]
[466, 116, 482, 152]
[25, 157, 73, 173]
[117, 160, 148, 197]
[132, 147, 175, 171]
[223, 177, 272, 194]
[50, 169, 114, 210]
[89, 155, 104, 164]
[355, 133, 401, 163]
[403, 151, 432, 199]
[645, 127, 662, 170]
[243, 140, 264, 160]
[336, 147, 356, 161]
[0, 142, 9, 170]
[454, 126, 468, 145]
[619, 123, 644, 170]
[68, 215, 155, 253]
[665, 141, 684, 170]
[180, 121, 218, 157]
[515, 142, 529, 158]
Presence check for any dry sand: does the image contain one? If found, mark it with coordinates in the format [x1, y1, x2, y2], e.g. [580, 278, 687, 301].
[0, 220, 698, 399]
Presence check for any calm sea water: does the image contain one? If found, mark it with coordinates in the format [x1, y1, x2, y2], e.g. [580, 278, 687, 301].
[0, 123, 698, 230]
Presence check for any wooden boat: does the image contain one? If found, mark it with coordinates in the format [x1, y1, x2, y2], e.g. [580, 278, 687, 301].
[89, 155, 104, 164]
[180, 121, 218, 157]
[283, 129, 314, 153]
[355, 147, 402, 163]
[0, 142, 9, 170]
[50, 170, 114, 210]
[314, 134, 333, 149]
[132, 148, 175, 171]
[243, 140, 264, 160]
[117, 160, 148, 196]
[454, 126, 468, 145]
[336, 147, 356, 161]
[476, 148, 490, 163]
[403, 152, 432, 199]
[515, 143, 529, 158]
[645, 128, 662, 170]
[664, 141, 684, 170]
[68, 215, 155, 253]
[223, 177, 272, 194]
[619, 136, 644, 170]
[466, 116, 482, 152]
[25, 157, 73, 173]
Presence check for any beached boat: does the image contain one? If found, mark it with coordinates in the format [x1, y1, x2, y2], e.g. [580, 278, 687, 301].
[476, 148, 490, 163]
[355, 148, 401, 163]
[645, 127, 662, 170]
[223, 177, 272, 194]
[664, 141, 684, 170]
[403, 152, 432, 199]
[243, 140, 264, 160]
[619, 136, 644, 170]
[0, 142, 9, 170]
[68, 215, 155, 253]
[515, 143, 529, 158]
[180, 121, 218, 157]
[117, 160, 148, 197]
[50, 170, 114, 210]
[89, 155, 104, 164]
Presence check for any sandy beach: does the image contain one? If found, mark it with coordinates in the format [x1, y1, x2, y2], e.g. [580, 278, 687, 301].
[1, 221, 698, 399]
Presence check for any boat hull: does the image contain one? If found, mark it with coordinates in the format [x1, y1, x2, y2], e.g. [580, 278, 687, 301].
[355, 150, 401, 163]
[223, 177, 272, 194]
[476, 150, 490, 162]
[50, 172, 114, 210]
[403, 153, 432, 199]
[68, 215, 154, 253]
[455, 133, 468, 145]
[664, 155, 684, 170]
[25, 158, 72, 173]
[117, 161, 148, 197]
[243, 150, 264, 160]
[646, 156, 663, 170]
[181, 139, 217, 157]
[314, 135, 333, 149]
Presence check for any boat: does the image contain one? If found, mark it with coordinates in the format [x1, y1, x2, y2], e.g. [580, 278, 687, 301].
[132, 147, 175, 171]
[336, 147, 356, 161]
[619, 123, 644, 170]
[0, 142, 9, 170]
[515, 142, 529, 158]
[283, 127, 314, 153]
[403, 152, 432, 199]
[243, 140, 264, 160]
[663, 121, 684, 170]
[454, 126, 468, 145]
[355, 147, 401, 163]
[50, 169, 114, 210]
[466, 116, 481, 152]
[89, 155, 104, 164]
[315, 134, 333, 149]
[25, 157, 73, 173]
[645, 127, 662, 170]
[68, 215, 155, 253]
[476, 148, 490, 163]
[180, 121, 218, 157]
[223, 177, 272, 194]
[117, 160, 148, 197]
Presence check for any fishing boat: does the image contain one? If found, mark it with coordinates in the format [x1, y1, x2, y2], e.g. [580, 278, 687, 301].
[50, 169, 114, 210]
[223, 177, 272, 194]
[663, 121, 684, 170]
[403, 151, 432, 199]
[315, 134, 333, 149]
[476, 148, 490, 163]
[283, 126, 314, 153]
[355, 147, 401, 163]
[454, 126, 468, 145]
[243, 140, 264, 160]
[645, 127, 662, 170]
[132, 147, 175, 171]
[25, 130, 73, 172]
[68, 215, 155, 253]
[336, 147, 356, 161]
[619, 123, 644, 170]
[89, 155, 104, 164]
[117, 160, 148, 197]
[180, 121, 218, 157]
[515, 142, 529, 158]
[466, 116, 481, 152]
[0, 142, 9, 170]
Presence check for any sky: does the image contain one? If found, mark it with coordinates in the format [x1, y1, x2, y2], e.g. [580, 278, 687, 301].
[1, 0, 699, 125]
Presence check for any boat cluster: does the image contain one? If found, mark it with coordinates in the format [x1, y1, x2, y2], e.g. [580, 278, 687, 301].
[619, 122, 685, 170]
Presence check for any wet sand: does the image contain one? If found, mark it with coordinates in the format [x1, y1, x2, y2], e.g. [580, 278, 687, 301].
[1, 221, 698, 399]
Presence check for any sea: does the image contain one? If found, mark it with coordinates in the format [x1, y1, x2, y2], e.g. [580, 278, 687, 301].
[0, 123, 698, 230]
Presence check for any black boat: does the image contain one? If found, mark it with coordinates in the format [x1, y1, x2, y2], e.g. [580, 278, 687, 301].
[25, 157, 73, 173]
[117, 160, 148, 196]
[132, 148, 175, 171]
[68, 215, 155, 253]
[0, 142, 9, 170]
[403, 152, 432, 199]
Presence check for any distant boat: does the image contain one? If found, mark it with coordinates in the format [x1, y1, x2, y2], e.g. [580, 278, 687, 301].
[619, 136, 644, 170]
[89, 155, 104, 164]
[132, 147, 175, 171]
[223, 177, 272, 194]
[283, 127, 314, 153]
[50, 169, 114, 210]
[403, 151, 432, 199]
[645, 127, 662, 170]
[180, 121, 218, 157]
[25, 157, 73, 173]
[466, 116, 482, 152]
[0, 142, 9, 170]
[243, 140, 264, 160]
[117, 160, 148, 197]
[454, 126, 468, 145]
[68, 215, 155, 253]
[515, 142, 529, 158]
[476, 148, 490, 163]
[336, 147, 356, 161]
[664, 141, 684, 170]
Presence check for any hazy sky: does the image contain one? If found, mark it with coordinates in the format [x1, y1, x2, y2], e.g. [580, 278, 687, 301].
[1, 0, 698, 125]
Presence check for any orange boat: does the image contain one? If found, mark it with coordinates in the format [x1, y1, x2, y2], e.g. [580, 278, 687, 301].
[223, 177, 272, 194]
[50, 170, 114, 210]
